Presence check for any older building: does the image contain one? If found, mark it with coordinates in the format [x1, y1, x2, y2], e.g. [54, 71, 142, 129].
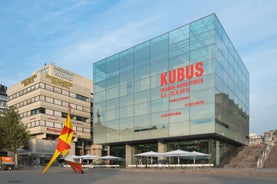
[264, 130, 277, 146]
[7, 64, 93, 166]
[249, 133, 263, 146]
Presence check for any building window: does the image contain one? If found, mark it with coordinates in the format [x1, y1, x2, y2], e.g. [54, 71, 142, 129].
[40, 95, 45, 101]
[40, 120, 46, 126]
[45, 96, 53, 103]
[54, 123, 62, 128]
[46, 121, 53, 127]
[77, 127, 83, 132]
[76, 94, 89, 101]
[40, 83, 45, 89]
[54, 99, 61, 105]
[54, 87, 62, 94]
[62, 112, 67, 118]
[61, 112, 87, 123]
[70, 104, 76, 110]
[31, 107, 45, 115]
[77, 105, 82, 111]
[62, 101, 69, 107]
[46, 109, 53, 115]
[62, 90, 69, 96]
[45, 84, 53, 91]
[76, 115, 88, 122]
[35, 83, 40, 89]
[26, 87, 31, 93]
[54, 111, 61, 117]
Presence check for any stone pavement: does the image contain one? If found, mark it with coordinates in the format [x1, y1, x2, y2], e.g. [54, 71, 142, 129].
[0, 167, 276, 184]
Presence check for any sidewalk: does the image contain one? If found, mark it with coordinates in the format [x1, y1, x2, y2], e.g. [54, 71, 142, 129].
[123, 167, 277, 177]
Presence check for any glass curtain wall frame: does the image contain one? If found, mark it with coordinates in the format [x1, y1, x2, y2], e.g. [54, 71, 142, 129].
[93, 14, 248, 145]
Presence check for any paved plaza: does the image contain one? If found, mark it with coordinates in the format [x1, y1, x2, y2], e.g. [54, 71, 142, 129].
[0, 167, 277, 184]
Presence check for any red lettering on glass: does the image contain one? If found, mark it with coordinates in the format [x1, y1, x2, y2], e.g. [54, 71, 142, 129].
[168, 70, 177, 84]
[177, 68, 185, 82]
[195, 62, 204, 77]
[160, 72, 167, 86]
[185, 64, 194, 79]
[160, 61, 204, 86]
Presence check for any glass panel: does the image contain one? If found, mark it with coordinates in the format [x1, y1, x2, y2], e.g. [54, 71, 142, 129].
[120, 71, 133, 85]
[120, 117, 134, 130]
[134, 102, 150, 116]
[190, 118, 214, 135]
[151, 60, 169, 76]
[169, 24, 189, 45]
[120, 95, 133, 107]
[134, 41, 150, 68]
[106, 54, 119, 79]
[134, 90, 150, 105]
[106, 86, 119, 100]
[150, 86, 162, 101]
[151, 111, 169, 126]
[150, 74, 160, 88]
[169, 121, 190, 136]
[202, 59, 215, 75]
[190, 103, 214, 120]
[105, 76, 119, 89]
[135, 66, 150, 80]
[120, 117, 134, 141]
[134, 115, 151, 140]
[94, 90, 105, 103]
[106, 98, 119, 110]
[169, 53, 189, 70]
[106, 120, 120, 142]
[190, 14, 215, 35]
[190, 87, 215, 104]
[169, 39, 189, 58]
[134, 114, 150, 131]
[169, 107, 189, 122]
[120, 48, 134, 74]
[119, 105, 133, 118]
[151, 34, 168, 50]
[151, 98, 169, 113]
[134, 78, 150, 92]
[93, 59, 106, 83]
[190, 44, 215, 63]
[190, 73, 215, 92]
[106, 108, 119, 121]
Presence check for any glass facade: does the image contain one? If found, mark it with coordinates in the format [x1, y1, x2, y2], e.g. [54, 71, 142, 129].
[93, 14, 249, 162]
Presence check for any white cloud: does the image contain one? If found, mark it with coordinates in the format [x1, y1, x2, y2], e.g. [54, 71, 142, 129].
[48, 14, 163, 77]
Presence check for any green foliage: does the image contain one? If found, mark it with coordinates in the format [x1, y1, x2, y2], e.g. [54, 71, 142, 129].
[0, 106, 31, 152]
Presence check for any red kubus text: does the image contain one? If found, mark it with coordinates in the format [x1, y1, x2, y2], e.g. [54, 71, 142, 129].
[160, 62, 204, 86]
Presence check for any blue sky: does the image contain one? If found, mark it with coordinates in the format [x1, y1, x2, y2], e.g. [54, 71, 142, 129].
[0, 0, 276, 135]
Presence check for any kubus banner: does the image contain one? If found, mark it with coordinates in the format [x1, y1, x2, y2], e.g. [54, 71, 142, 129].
[160, 61, 205, 118]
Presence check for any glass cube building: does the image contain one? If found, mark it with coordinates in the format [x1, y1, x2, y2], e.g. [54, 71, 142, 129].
[93, 14, 249, 166]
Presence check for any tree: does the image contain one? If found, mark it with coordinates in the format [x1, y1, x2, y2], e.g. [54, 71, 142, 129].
[0, 106, 31, 168]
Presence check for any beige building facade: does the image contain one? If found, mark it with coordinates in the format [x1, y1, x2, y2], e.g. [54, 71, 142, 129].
[7, 64, 96, 166]
[249, 133, 263, 146]
[264, 130, 277, 146]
